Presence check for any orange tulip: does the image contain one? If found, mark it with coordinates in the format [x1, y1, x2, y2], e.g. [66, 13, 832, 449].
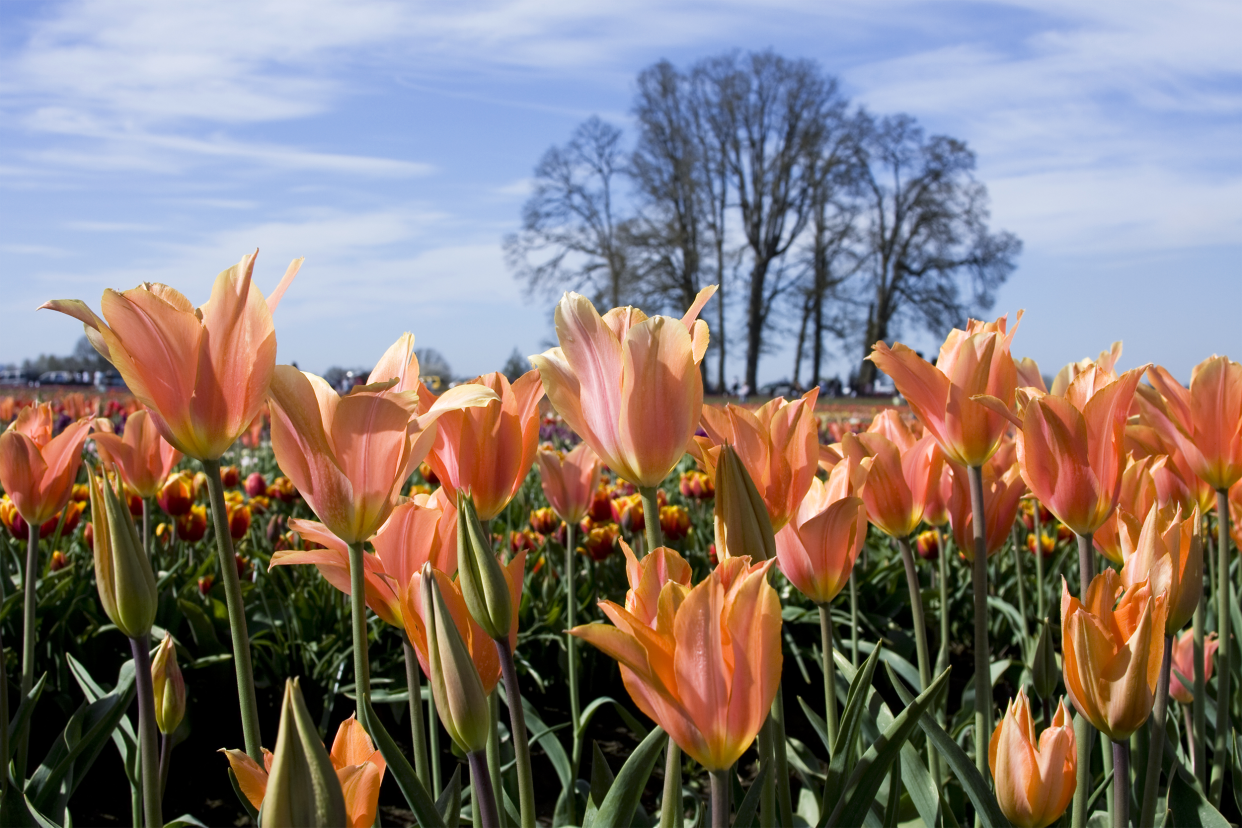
[1231, 481, 1242, 550]
[267, 335, 496, 545]
[691, 389, 821, 531]
[42, 252, 302, 460]
[1140, 357, 1242, 492]
[571, 554, 781, 771]
[774, 454, 869, 605]
[1093, 454, 1161, 564]
[868, 312, 1021, 468]
[1169, 629, 1219, 704]
[1049, 341, 1123, 397]
[223, 714, 386, 828]
[530, 287, 716, 488]
[0, 403, 93, 528]
[419, 370, 544, 521]
[1061, 569, 1168, 740]
[988, 691, 1076, 828]
[92, 410, 182, 500]
[1120, 503, 1202, 633]
[947, 459, 1026, 560]
[536, 443, 602, 524]
[618, 541, 692, 627]
[841, 431, 937, 539]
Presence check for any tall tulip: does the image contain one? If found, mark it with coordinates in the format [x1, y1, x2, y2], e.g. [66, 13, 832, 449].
[989, 692, 1077, 828]
[1093, 454, 1161, 565]
[1169, 629, 1219, 705]
[946, 459, 1026, 561]
[531, 287, 716, 553]
[94, 409, 182, 555]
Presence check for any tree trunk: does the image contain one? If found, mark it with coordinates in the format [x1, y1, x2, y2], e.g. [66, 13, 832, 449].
[745, 258, 769, 390]
[714, 241, 727, 395]
[792, 294, 811, 388]
[811, 285, 824, 386]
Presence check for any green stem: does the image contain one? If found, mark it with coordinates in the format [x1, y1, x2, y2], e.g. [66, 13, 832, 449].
[936, 526, 950, 789]
[1211, 488, 1232, 806]
[756, 716, 776, 828]
[849, 570, 860, 668]
[496, 639, 536, 828]
[201, 458, 262, 761]
[158, 733, 171, 800]
[1112, 740, 1129, 828]
[565, 520, 581, 824]
[487, 692, 508, 828]
[130, 634, 162, 828]
[1072, 531, 1097, 828]
[709, 768, 730, 828]
[17, 520, 37, 778]
[468, 749, 501, 828]
[1034, 503, 1046, 621]
[640, 485, 663, 554]
[897, 534, 940, 792]
[1010, 523, 1030, 656]
[966, 465, 992, 787]
[347, 542, 370, 719]
[771, 692, 793, 828]
[819, 603, 838, 746]
[660, 742, 682, 828]
[1, 617, 10, 802]
[1139, 634, 1173, 828]
[142, 497, 150, 564]
[1193, 583, 1207, 788]
[1101, 732, 1114, 817]
[403, 640, 430, 789]
[428, 688, 442, 795]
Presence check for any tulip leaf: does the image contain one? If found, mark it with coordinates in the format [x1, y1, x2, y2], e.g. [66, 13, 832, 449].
[1168, 762, 1230, 828]
[520, 694, 571, 788]
[734, 764, 770, 828]
[886, 665, 1010, 828]
[591, 726, 667, 828]
[582, 740, 614, 828]
[361, 698, 446, 828]
[822, 645, 883, 810]
[796, 696, 833, 758]
[882, 760, 902, 827]
[66, 654, 139, 785]
[874, 698, 940, 828]
[822, 663, 949, 828]
[5, 673, 47, 762]
[577, 695, 650, 740]
[435, 766, 461, 826]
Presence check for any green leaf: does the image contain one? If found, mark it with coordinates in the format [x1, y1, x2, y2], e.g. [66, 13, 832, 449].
[796, 696, 833, 758]
[882, 760, 901, 827]
[887, 665, 1010, 828]
[164, 815, 211, 827]
[591, 726, 667, 828]
[361, 698, 445, 828]
[823, 645, 883, 810]
[1168, 763, 1230, 827]
[577, 695, 649, 741]
[6, 673, 47, 762]
[435, 766, 461, 827]
[734, 764, 770, 828]
[582, 740, 614, 828]
[521, 695, 571, 788]
[177, 598, 223, 653]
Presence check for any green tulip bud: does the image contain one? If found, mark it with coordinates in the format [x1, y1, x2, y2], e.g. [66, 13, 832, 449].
[456, 495, 513, 641]
[713, 444, 776, 562]
[151, 634, 186, 735]
[422, 564, 491, 753]
[1032, 619, 1059, 701]
[261, 678, 348, 828]
[89, 465, 157, 639]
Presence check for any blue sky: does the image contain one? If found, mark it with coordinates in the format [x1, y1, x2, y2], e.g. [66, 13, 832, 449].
[1, 0, 1238, 385]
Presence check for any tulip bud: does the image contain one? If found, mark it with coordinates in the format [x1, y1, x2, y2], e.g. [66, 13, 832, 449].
[456, 496, 513, 641]
[157, 472, 194, 517]
[529, 507, 558, 535]
[220, 465, 240, 488]
[228, 503, 252, 540]
[244, 471, 267, 498]
[89, 465, 158, 639]
[261, 678, 348, 828]
[1032, 620, 1059, 701]
[49, 550, 68, 571]
[192, 471, 209, 500]
[660, 504, 691, 541]
[421, 564, 491, 753]
[177, 504, 209, 543]
[151, 634, 186, 735]
[915, 529, 940, 560]
[713, 444, 776, 562]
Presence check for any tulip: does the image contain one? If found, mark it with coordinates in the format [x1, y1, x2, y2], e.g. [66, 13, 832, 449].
[1049, 341, 1123, 397]
[946, 460, 1026, 560]
[151, 634, 186, 735]
[89, 466, 158, 640]
[1061, 570, 1168, 741]
[714, 444, 777, 563]
[610, 493, 645, 535]
[456, 497, 515, 642]
[419, 370, 544, 521]
[1169, 629, 1219, 704]
[157, 471, 194, 516]
[619, 541, 693, 626]
[264, 678, 350, 828]
[915, 529, 939, 560]
[530, 287, 716, 490]
[49, 550, 69, 572]
[0, 402, 92, 527]
[537, 443, 602, 525]
[228, 503, 252, 541]
[659, 504, 691, 541]
[692, 389, 820, 531]
[176, 505, 208, 543]
[267, 476, 297, 502]
[1093, 454, 1161, 564]
[244, 472, 267, 498]
[42, 252, 302, 460]
[680, 469, 714, 500]
[988, 692, 1077, 828]
[579, 520, 620, 561]
[841, 431, 936, 539]
[529, 506, 559, 535]
[571, 554, 782, 772]
[0, 495, 80, 541]
[1142, 357, 1242, 492]
[1120, 503, 1201, 634]
[220, 465, 240, 488]
[92, 410, 182, 500]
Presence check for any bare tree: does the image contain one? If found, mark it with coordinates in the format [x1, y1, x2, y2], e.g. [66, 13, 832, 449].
[853, 113, 1022, 387]
[504, 116, 634, 308]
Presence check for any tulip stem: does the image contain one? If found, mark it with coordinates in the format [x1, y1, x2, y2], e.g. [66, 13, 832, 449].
[1033, 504, 1046, 621]
[158, 732, 171, 799]
[709, 768, 730, 828]
[771, 692, 793, 828]
[819, 603, 839, 746]
[17, 521, 38, 779]
[1111, 740, 1129, 828]
[142, 497, 150, 564]
[1072, 531, 1097, 828]
[201, 458, 263, 762]
[1193, 590, 1207, 788]
[661, 742, 683, 828]
[496, 639, 536, 828]
[403, 640, 431, 789]
[487, 692, 507, 828]
[1, 618, 10, 802]
[1210, 488, 1233, 807]
[1139, 634, 1173, 828]
[756, 716, 777, 828]
[897, 535, 940, 793]
[468, 749, 501, 828]
[849, 570, 860, 668]
[565, 519, 582, 824]
[965, 465, 992, 787]
[347, 542, 371, 719]
[640, 486, 663, 554]
[428, 687, 443, 795]
[130, 634, 163, 828]
[936, 527, 950, 787]
[1009, 523, 1030, 657]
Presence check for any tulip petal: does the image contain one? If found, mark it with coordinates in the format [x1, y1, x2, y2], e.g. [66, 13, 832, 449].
[221, 748, 268, 811]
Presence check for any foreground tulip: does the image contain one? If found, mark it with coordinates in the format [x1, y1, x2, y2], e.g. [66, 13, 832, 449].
[258, 678, 350, 828]
[842, 430, 935, 540]
[151, 634, 186, 735]
[691, 389, 820, 532]
[0, 402, 92, 527]
[1120, 504, 1201, 634]
[571, 554, 782, 771]
[713, 444, 777, 563]
[1142, 357, 1242, 493]
[1169, 629, 1219, 704]
[94, 410, 182, 502]
[530, 287, 716, 508]
[988, 692, 1077, 828]
[42, 252, 301, 460]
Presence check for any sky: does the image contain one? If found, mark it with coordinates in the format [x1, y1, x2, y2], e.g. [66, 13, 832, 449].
[1, 0, 1239, 386]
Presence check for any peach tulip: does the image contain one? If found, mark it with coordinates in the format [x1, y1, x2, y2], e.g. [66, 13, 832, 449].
[1231, 481, 1242, 550]
[619, 540, 692, 627]
[531, 287, 716, 488]
[1141, 357, 1242, 492]
[571, 554, 781, 771]
[1169, 629, 1219, 704]
[868, 312, 1021, 468]
[690, 389, 820, 532]
[537, 443, 602, 524]
[988, 692, 1076, 828]
[1093, 454, 1161, 564]
[774, 454, 869, 605]
[1061, 570, 1168, 740]
[1127, 423, 1216, 515]
[0, 403, 93, 527]
[1120, 503, 1202, 633]
[1049, 342, 1122, 397]
[947, 459, 1026, 560]
[42, 252, 301, 460]
[92, 410, 182, 500]
[841, 431, 936, 539]
[419, 370, 544, 521]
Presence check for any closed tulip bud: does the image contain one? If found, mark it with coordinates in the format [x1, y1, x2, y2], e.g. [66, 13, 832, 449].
[158, 472, 194, 517]
[1032, 621, 1059, 700]
[989, 692, 1077, 828]
[262, 678, 348, 828]
[228, 503, 252, 540]
[49, 550, 69, 571]
[914, 529, 940, 560]
[421, 564, 491, 753]
[245, 472, 267, 497]
[529, 507, 558, 535]
[456, 496, 513, 641]
[714, 444, 776, 563]
[220, 465, 240, 488]
[151, 634, 186, 735]
[610, 494, 645, 534]
[177, 504, 208, 543]
[659, 504, 691, 541]
[89, 465, 158, 639]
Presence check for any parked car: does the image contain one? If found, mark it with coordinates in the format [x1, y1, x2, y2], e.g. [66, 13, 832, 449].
[0, 369, 27, 386]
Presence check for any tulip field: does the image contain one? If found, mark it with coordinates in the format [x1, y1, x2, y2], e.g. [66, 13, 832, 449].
[1, 257, 1240, 828]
